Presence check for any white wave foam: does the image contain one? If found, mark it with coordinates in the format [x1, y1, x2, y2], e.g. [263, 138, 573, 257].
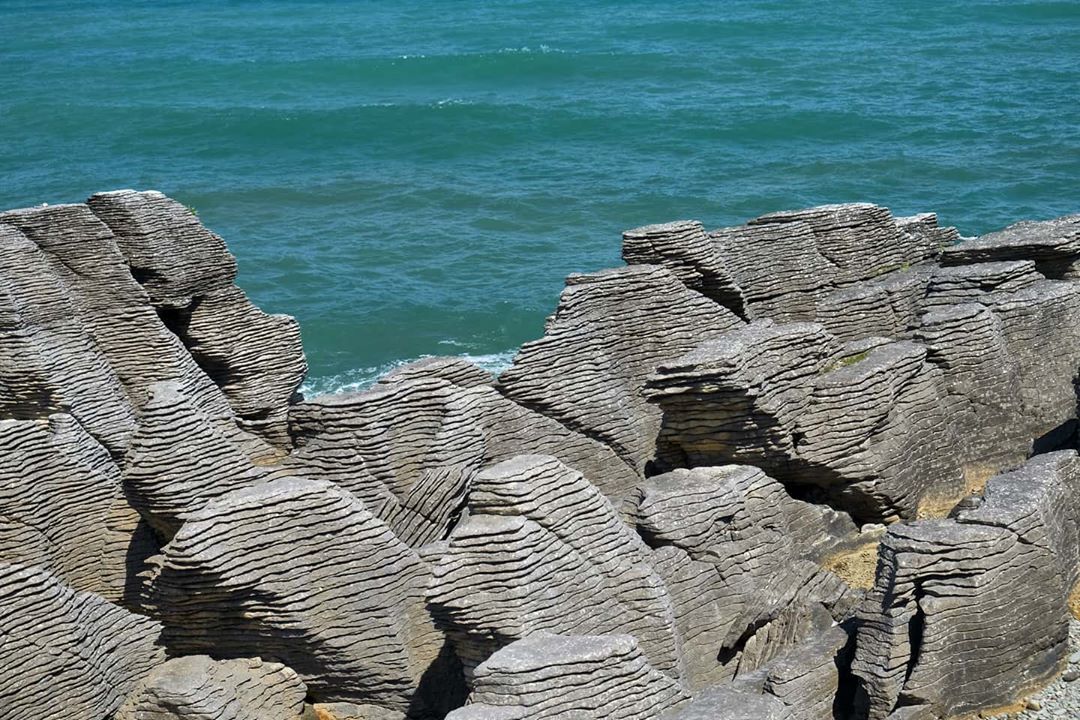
[496, 45, 565, 55]
[300, 349, 517, 398]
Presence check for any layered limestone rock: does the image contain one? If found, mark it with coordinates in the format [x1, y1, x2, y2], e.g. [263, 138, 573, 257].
[633, 465, 857, 675]
[287, 373, 641, 548]
[123, 380, 268, 540]
[498, 265, 743, 474]
[750, 204, 916, 285]
[0, 414, 153, 601]
[645, 321, 964, 521]
[660, 684, 793, 720]
[378, 356, 495, 388]
[0, 561, 165, 719]
[0, 202, 248, 454]
[852, 451, 1080, 718]
[143, 476, 461, 715]
[115, 656, 307, 720]
[941, 214, 1080, 277]
[427, 455, 684, 680]
[623, 205, 955, 327]
[446, 634, 689, 720]
[5, 190, 1080, 720]
[87, 190, 307, 445]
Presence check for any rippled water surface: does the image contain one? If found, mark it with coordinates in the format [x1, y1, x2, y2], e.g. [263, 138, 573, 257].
[2, 1, 1077, 392]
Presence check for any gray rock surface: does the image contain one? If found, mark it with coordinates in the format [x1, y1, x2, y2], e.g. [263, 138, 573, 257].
[5, 191, 1080, 720]
[123, 380, 269, 540]
[852, 451, 1080, 718]
[286, 375, 641, 547]
[115, 655, 308, 720]
[0, 561, 165, 719]
[143, 476, 461, 715]
[645, 321, 964, 521]
[633, 464, 858, 671]
[498, 264, 743, 475]
[941, 214, 1080, 277]
[427, 455, 684, 681]
[88, 189, 307, 446]
[446, 633, 689, 720]
[0, 413, 153, 602]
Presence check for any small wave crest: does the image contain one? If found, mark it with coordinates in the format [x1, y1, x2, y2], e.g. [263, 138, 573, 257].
[300, 349, 517, 398]
[496, 44, 565, 55]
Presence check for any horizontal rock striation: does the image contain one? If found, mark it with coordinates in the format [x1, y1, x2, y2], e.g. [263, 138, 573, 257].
[0, 561, 165, 719]
[446, 633, 690, 720]
[3, 190, 1080, 720]
[142, 476, 461, 715]
[115, 656, 308, 720]
[497, 265, 743, 475]
[87, 190, 307, 446]
[852, 451, 1080, 718]
[427, 455, 685, 680]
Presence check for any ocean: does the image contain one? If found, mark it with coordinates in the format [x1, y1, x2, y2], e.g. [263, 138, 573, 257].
[1, 0, 1077, 394]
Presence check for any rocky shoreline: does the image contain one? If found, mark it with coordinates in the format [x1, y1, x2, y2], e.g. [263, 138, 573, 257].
[1, 190, 1079, 719]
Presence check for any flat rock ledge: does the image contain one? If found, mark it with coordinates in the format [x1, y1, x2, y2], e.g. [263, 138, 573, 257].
[0, 192, 1078, 720]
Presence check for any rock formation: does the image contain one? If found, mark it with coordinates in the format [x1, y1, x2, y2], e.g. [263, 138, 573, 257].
[0, 562, 165, 719]
[2, 190, 1079, 720]
[115, 656, 308, 720]
[142, 476, 461, 715]
[445, 633, 690, 720]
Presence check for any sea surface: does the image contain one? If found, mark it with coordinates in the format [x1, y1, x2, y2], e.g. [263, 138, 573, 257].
[2, 1, 1078, 394]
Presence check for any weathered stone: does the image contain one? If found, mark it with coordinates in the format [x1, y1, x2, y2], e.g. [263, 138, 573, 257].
[144, 476, 461, 714]
[853, 453, 1080, 718]
[622, 220, 747, 313]
[0, 562, 164, 719]
[88, 190, 307, 446]
[895, 212, 959, 262]
[940, 214, 1080, 277]
[288, 375, 645, 549]
[498, 265, 743, 474]
[448, 634, 689, 720]
[660, 684, 793, 720]
[378, 357, 495, 388]
[0, 202, 274, 460]
[923, 260, 1043, 309]
[115, 656, 307, 720]
[427, 455, 683, 680]
[750, 203, 910, 286]
[123, 380, 268, 540]
[814, 268, 929, 342]
[0, 414, 152, 602]
[646, 322, 963, 520]
[634, 465, 857, 666]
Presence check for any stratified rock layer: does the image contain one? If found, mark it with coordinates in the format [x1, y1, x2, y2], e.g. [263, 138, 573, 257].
[87, 189, 306, 445]
[852, 451, 1080, 718]
[144, 477, 460, 715]
[115, 656, 308, 720]
[123, 380, 268, 540]
[3, 190, 1080, 720]
[0, 414, 150, 601]
[446, 634, 689, 720]
[0, 562, 165, 719]
[498, 265, 743, 474]
[645, 322, 964, 521]
[427, 455, 683, 680]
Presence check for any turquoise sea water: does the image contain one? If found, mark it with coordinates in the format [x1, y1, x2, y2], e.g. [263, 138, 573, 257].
[2, 1, 1078, 393]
